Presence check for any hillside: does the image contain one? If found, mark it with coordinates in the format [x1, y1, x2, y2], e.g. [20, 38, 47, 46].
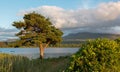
[63, 32, 120, 40]
[62, 32, 120, 44]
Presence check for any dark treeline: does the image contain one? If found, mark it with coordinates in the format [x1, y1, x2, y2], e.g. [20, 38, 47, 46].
[0, 42, 8, 47]
[0, 40, 84, 48]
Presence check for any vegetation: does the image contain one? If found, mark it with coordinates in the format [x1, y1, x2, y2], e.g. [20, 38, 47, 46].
[115, 38, 120, 45]
[12, 12, 63, 59]
[0, 53, 30, 72]
[1, 38, 120, 72]
[50, 43, 82, 48]
[0, 53, 70, 72]
[0, 42, 8, 47]
[67, 38, 120, 72]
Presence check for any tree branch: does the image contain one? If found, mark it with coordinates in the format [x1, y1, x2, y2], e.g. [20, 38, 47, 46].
[44, 41, 50, 48]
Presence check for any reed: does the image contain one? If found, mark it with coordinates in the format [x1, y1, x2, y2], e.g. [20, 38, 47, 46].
[0, 53, 31, 72]
[0, 53, 69, 72]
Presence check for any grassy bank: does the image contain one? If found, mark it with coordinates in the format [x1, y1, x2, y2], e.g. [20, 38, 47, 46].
[0, 53, 70, 72]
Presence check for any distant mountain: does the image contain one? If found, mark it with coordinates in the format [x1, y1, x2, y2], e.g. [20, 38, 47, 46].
[63, 32, 120, 40]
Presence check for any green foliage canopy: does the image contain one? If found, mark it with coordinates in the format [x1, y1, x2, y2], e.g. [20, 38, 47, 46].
[12, 12, 63, 46]
[67, 38, 120, 72]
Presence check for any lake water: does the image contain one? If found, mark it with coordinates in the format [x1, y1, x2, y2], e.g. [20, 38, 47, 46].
[0, 48, 79, 59]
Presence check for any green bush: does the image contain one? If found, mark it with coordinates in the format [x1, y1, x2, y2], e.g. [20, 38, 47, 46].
[67, 38, 120, 72]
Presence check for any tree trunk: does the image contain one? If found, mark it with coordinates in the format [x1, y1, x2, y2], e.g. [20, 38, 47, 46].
[39, 44, 44, 59]
[39, 42, 50, 59]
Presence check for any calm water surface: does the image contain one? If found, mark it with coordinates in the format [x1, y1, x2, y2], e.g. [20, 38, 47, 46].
[0, 48, 79, 59]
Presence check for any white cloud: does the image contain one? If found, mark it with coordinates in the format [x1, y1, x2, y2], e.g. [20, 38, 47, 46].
[19, 1, 120, 35]
[95, 1, 120, 20]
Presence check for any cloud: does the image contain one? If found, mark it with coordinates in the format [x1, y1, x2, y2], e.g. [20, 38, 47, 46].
[0, 28, 18, 41]
[19, 1, 120, 35]
[95, 1, 120, 20]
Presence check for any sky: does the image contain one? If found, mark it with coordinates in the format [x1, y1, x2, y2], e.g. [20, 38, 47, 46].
[0, 0, 120, 41]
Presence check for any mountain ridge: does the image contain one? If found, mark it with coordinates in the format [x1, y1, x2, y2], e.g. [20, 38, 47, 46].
[63, 32, 120, 40]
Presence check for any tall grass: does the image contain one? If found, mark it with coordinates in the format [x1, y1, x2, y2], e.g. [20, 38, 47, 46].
[0, 53, 70, 72]
[0, 53, 30, 72]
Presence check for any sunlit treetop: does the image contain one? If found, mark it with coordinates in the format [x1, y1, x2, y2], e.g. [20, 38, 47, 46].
[13, 12, 63, 46]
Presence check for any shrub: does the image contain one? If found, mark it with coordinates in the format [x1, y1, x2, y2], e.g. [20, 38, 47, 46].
[67, 38, 120, 72]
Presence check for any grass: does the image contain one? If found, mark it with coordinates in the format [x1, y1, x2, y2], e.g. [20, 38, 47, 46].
[31, 57, 70, 72]
[0, 53, 70, 72]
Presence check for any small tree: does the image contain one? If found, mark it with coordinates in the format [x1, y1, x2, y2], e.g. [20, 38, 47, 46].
[12, 12, 63, 59]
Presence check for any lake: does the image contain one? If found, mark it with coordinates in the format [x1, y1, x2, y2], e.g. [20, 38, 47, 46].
[0, 48, 79, 59]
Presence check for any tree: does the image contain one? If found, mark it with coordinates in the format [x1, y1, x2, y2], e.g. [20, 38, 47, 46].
[12, 12, 63, 59]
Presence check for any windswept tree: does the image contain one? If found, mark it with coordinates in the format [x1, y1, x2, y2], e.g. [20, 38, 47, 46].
[12, 12, 63, 59]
